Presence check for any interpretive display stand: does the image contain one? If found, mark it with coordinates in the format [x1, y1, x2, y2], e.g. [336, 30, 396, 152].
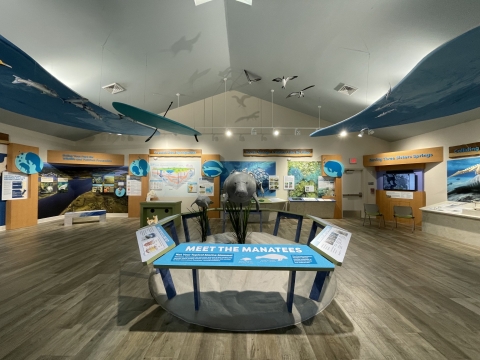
[309, 225, 351, 265]
[135, 223, 176, 264]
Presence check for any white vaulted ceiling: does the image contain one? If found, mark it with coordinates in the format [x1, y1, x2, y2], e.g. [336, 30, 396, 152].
[0, 0, 479, 141]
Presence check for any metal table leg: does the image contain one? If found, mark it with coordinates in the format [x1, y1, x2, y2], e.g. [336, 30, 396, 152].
[158, 268, 177, 299]
[309, 271, 329, 301]
[192, 269, 200, 311]
[286, 270, 297, 313]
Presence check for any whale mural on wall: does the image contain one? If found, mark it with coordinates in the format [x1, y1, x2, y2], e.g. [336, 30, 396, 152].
[310, 25, 480, 137]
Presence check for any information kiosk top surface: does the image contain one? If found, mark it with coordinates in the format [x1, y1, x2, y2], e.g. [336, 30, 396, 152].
[153, 243, 335, 271]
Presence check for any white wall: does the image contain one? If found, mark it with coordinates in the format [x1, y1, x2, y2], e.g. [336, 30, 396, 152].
[0, 122, 75, 159]
[390, 118, 480, 205]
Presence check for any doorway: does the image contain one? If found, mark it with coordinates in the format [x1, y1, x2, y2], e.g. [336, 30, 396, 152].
[342, 169, 363, 218]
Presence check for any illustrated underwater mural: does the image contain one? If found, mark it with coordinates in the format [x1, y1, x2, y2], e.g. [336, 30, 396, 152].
[310, 25, 480, 137]
[447, 156, 480, 202]
[220, 161, 276, 197]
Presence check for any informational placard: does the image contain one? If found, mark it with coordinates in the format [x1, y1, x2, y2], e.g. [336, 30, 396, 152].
[198, 177, 214, 195]
[149, 158, 200, 197]
[153, 243, 335, 271]
[1, 171, 28, 200]
[136, 223, 176, 264]
[127, 175, 142, 196]
[269, 176, 279, 190]
[284, 175, 294, 190]
[309, 225, 351, 266]
[318, 176, 335, 197]
[386, 191, 414, 199]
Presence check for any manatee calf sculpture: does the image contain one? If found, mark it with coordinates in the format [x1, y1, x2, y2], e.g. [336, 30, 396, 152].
[191, 195, 213, 209]
[223, 171, 260, 211]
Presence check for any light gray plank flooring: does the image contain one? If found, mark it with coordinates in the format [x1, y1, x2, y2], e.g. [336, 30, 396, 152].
[0, 217, 479, 359]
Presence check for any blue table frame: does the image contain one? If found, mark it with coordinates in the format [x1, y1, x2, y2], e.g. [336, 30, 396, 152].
[153, 242, 335, 313]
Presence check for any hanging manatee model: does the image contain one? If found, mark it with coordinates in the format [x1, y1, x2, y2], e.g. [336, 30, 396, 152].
[191, 195, 213, 209]
[222, 171, 261, 211]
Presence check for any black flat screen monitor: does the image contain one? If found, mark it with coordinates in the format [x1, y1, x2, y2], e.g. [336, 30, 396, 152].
[383, 173, 416, 191]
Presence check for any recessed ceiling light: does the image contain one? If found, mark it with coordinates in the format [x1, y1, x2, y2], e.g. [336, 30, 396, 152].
[226, 129, 232, 137]
[339, 130, 347, 137]
[236, 0, 252, 5]
[194, 0, 213, 5]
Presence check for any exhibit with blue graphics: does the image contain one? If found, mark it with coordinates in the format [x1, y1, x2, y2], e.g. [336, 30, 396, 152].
[323, 160, 344, 178]
[15, 152, 43, 174]
[130, 159, 150, 177]
[153, 243, 335, 271]
[202, 160, 224, 178]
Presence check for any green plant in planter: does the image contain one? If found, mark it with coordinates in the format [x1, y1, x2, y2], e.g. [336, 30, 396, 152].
[225, 200, 252, 244]
[189, 208, 209, 242]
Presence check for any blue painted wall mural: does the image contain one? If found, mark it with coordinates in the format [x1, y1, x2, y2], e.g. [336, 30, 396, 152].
[310, 26, 480, 137]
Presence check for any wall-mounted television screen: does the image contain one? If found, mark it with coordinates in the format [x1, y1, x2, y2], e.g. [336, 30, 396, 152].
[383, 173, 417, 191]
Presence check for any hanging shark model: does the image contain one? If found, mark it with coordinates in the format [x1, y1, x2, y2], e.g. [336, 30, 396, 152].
[310, 25, 480, 137]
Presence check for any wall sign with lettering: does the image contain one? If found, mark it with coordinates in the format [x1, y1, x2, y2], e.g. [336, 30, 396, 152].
[243, 149, 313, 157]
[449, 142, 480, 158]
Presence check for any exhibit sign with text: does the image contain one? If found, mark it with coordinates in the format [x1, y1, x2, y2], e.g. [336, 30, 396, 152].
[1, 171, 28, 200]
[449, 142, 480, 158]
[153, 243, 335, 271]
[47, 150, 124, 166]
[243, 149, 313, 157]
[309, 225, 351, 266]
[136, 223, 176, 264]
[127, 175, 142, 196]
[363, 147, 443, 166]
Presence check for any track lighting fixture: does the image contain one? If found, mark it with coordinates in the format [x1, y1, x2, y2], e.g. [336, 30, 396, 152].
[251, 128, 257, 135]
[358, 128, 374, 137]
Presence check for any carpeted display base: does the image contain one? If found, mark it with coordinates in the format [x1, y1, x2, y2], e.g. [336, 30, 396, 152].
[149, 232, 337, 331]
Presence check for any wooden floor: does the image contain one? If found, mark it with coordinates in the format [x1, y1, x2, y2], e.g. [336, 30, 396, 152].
[0, 217, 480, 360]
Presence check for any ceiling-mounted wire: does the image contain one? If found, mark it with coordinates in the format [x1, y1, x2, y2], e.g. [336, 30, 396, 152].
[271, 89, 274, 128]
[318, 105, 321, 129]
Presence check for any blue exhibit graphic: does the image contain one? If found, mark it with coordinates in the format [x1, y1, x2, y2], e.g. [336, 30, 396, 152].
[130, 159, 150, 177]
[323, 160, 344, 178]
[310, 26, 480, 137]
[15, 152, 43, 174]
[202, 160, 224, 178]
[115, 187, 126, 197]
[220, 161, 276, 196]
[447, 156, 480, 202]
[153, 243, 335, 271]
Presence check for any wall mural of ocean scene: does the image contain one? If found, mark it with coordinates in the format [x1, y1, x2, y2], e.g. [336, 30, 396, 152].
[447, 156, 480, 202]
[220, 161, 276, 197]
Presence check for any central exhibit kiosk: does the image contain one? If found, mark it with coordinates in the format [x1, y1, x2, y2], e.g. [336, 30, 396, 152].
[139, 210, 351, 332]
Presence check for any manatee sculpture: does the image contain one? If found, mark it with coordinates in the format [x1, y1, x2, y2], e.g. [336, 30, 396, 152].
[191, 195, 213, 209]
[222, 171, 260, 211]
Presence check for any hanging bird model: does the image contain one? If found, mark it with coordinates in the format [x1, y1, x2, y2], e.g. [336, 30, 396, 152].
[287, 85, 315, 98]
[272, 76, 297, 89]
[244, 70, 262, 84]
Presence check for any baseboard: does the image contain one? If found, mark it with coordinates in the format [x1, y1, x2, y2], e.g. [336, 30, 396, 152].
[0, 225, 5, 232]
[37, 213, 128, 224]
[38, 215, 64, 223]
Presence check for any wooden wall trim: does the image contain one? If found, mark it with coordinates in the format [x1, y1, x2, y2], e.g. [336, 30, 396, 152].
[127, 154, 149, 218]
[376, 190, 426, 226]
[6, 143, 39, 230]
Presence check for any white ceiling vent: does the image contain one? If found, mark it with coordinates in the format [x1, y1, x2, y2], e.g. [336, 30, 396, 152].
[102, 83, 125, 94]
[336, 84, 358, 96]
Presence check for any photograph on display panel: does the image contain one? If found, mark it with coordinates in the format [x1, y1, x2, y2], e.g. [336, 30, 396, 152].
[447, 155, 480, 202]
